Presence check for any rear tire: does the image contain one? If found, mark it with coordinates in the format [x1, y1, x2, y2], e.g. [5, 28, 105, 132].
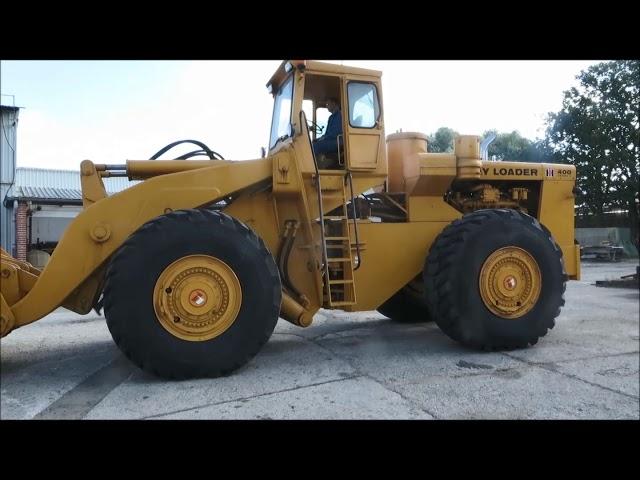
[377, 277, 432, 323]
[103, 209, 281, 379]
[424, 209, 565, 350]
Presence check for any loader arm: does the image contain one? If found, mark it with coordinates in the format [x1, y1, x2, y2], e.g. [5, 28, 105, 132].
[3, 158, 273, 335]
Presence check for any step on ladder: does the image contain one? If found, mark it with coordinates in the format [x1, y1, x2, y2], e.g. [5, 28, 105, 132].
[317, 174, 357, 308]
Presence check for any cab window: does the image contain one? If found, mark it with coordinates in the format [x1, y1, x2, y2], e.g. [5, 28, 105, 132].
[269, 75, 294, 149]
[347, 82, 380, 128]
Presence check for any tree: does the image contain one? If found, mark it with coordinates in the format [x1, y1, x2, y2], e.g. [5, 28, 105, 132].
[428, 127, 458, 153]
[426, 127, 549, 161]
[482, 130, 549, 162]
[544, 60, 639, 244]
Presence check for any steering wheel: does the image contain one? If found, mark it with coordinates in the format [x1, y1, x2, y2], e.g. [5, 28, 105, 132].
[306, 119, 324, 135]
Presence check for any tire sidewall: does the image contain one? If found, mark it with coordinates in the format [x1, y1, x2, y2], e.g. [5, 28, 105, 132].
[449, 212, 564, 345]
[104, 211, 281, 376]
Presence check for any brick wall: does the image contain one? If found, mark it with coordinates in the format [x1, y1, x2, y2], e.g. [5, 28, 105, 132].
[15, 202, 28, 261]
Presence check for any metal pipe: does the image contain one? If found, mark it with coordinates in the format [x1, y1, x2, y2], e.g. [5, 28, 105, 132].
[12, 200, 18, 257]
[280, 292, 313, 327]
[347, 172, 362, 270]
[380, 192, 407, 214]
[126, 160, 228, 180]
[480, 133, 496, 161]
[27, 205, 32, 252]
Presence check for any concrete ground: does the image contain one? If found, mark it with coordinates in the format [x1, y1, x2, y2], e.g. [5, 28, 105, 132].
[1, 259, 638, 420]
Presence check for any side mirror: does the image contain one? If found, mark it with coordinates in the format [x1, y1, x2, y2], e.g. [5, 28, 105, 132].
[261, 147, 266, 158]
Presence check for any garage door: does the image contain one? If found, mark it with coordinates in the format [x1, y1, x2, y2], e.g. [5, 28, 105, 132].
[31, 205, 82, 244]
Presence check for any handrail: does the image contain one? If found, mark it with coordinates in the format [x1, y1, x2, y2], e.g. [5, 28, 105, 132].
[347, 171, 362, 271]
[299, 110, 328, 275]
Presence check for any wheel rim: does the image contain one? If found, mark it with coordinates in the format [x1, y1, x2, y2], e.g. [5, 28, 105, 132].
[153, 255, 242, 341]
[479, 246, 541, 319]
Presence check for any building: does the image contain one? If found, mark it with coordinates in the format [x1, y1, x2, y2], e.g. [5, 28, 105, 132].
[1, 105, 135, 262]
[1, 105, 20, 256]
[3, 167, 134, 262]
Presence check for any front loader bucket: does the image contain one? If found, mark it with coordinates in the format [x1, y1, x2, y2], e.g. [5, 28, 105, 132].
[0, 248, 41, 337]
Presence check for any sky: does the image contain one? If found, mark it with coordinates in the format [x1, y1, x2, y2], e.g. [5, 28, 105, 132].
[0, 60, 599, 171]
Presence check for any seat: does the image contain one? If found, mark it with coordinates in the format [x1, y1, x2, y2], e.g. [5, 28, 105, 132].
[316, 137, 344, 170]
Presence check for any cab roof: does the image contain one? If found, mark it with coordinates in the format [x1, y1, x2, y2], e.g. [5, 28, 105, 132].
[266, 60, 382, 91]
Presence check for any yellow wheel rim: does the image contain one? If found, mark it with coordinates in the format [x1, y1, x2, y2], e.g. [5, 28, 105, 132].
[153, 255, 242, 341]
[479, 246, 541, 319]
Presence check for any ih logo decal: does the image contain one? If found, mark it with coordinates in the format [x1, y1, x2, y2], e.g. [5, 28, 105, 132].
[545, 167, 555, 177]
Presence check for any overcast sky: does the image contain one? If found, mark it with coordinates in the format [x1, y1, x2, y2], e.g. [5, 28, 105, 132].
[1, 60, 599, 171]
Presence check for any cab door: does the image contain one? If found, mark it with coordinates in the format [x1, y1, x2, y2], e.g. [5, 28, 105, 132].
[343, 79, 384, 171]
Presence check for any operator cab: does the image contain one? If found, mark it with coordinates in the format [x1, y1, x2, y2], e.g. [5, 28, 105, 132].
[267, 60, 386, 174]
[302, 74, 344, 169]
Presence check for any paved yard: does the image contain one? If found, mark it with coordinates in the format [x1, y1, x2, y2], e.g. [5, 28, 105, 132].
[1, 259, 638, 419]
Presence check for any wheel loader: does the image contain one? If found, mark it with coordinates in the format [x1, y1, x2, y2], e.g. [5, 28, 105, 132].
[0, 60, 580, 379]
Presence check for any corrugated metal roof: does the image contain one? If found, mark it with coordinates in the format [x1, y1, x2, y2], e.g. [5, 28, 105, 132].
[5, 167, 139, 202]
[9, 186, 83, 202]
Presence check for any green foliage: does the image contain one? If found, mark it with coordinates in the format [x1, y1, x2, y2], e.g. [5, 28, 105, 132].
[422, 61, 639, 244]
[544, 60, 639, 241]
[481, 130, 551, 162]
[426, 127, 550, 161]
[427, 127, 458, 153]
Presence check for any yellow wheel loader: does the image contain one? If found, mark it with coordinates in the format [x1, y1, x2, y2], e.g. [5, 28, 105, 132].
[0, 61, 580, 379]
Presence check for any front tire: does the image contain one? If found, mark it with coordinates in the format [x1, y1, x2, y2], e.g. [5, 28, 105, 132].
[424, 209, 565, 350]
[103, 209, 281, 379]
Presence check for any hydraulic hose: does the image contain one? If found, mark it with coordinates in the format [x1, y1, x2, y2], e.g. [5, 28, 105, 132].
[149, 140, 224, 160]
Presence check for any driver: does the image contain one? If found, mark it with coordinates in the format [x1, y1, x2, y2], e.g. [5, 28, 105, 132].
[313, 97, 342, 168]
